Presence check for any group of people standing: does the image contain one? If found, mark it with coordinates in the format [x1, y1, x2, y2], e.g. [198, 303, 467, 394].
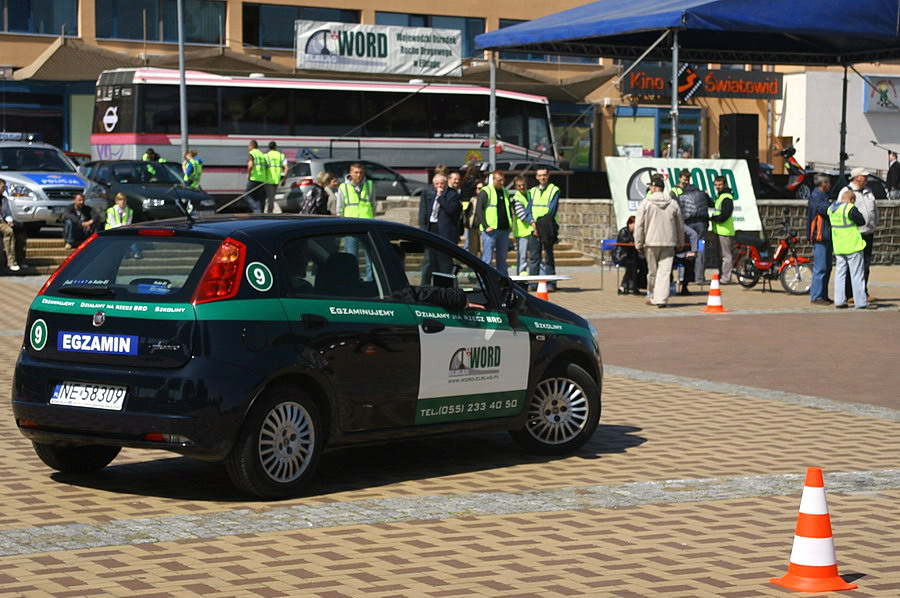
[418, 163, 560, 287]
[615, 169, 733, 307]
[245, 140, 287, 213]
[807, 167, 880, 310]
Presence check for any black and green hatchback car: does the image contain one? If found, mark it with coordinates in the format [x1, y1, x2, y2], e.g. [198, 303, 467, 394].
[13, 215, 603, 498]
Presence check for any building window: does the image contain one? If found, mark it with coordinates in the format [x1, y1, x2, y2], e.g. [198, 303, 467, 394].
[243, 4, 358, 49]
[375, 12, 483, 58]
[2, 0, 78, 36]
[96, 0, 225, 44]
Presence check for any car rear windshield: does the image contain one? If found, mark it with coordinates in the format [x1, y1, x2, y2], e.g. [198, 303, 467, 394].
[46, 236, 220, 303]
[287, 163, 312, 177]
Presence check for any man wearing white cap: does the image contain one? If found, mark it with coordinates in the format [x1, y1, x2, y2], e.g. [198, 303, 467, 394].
[835, 168, 878, 301]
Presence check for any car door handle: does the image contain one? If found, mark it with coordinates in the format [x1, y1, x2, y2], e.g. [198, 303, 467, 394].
[298, 313, 328, 329]
[420, 319, 445, 334]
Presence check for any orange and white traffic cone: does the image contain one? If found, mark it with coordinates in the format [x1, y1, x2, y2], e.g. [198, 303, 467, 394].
[535, 280, 549, 301]
[770, 467, 858, 592]
[703, 273, 728, 313]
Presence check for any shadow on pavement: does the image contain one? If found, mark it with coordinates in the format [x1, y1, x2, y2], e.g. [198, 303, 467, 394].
[48, 424, 646, 502]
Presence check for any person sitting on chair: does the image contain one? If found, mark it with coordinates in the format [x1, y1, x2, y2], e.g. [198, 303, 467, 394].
[613, 215, 647, 295]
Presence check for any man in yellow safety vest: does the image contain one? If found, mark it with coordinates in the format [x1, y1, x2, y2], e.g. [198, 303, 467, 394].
[528, 167, 561, 290]
[828, 188, 876, 310]
[476, 170, 512, 275]
[264, 141, 287, 213]
[245, 140, 267, 213]
[710, 175, 735, 284]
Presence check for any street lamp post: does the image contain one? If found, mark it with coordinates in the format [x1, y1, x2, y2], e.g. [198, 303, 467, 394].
[177, 0, 188, 158]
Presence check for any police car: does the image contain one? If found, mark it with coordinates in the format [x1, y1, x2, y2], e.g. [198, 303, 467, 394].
[12, 215, 602, 498]
[0, 133, 105, 230]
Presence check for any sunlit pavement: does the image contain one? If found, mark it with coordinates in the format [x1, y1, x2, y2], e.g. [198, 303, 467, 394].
[0, 267, 897, 596]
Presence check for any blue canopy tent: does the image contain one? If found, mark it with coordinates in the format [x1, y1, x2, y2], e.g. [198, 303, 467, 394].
[475, 0, 900, 174]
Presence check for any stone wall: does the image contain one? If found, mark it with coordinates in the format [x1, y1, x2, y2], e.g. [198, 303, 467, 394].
[561, 199, 900, 265]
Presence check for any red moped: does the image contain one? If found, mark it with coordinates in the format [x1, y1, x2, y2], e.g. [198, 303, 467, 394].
[734, 210, 812, 294]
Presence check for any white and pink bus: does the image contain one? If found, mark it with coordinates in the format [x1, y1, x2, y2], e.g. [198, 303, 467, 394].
[91, 67, 557, 195]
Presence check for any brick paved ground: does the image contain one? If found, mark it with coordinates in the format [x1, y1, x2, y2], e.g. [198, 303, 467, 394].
[0, 266, 898, 596]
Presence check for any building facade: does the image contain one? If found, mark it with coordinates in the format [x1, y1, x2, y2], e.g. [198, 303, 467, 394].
[2, 0, 898, 178]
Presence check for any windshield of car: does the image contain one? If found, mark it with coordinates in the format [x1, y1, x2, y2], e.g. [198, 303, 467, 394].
[0, 147, 76, 172]
[101, 162, 183, 185]
[46, 236, 220, 303]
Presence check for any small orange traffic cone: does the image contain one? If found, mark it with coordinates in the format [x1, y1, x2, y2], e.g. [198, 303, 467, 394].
[770, 467, 858, 593]
[535, 280, 549, 301]
[703, 273, 728, 313]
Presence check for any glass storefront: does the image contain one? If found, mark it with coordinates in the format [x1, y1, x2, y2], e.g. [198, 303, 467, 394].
[614, 106, 703, 158]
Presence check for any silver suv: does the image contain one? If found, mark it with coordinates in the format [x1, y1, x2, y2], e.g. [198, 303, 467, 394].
[275, 159, 425, 213]
[0, 135, 105, 231]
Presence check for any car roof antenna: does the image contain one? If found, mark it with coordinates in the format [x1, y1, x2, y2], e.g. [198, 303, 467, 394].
[171, 184, 195, 227]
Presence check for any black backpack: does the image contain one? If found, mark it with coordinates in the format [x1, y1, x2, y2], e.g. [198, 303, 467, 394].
[300, 184, 329, 215]
[678, 187, 710, 221]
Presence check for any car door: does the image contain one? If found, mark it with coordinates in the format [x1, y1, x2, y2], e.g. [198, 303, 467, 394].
[383, 232, 531, 425]
[362, 161, 410, 198]
[278, 229, 421, 432]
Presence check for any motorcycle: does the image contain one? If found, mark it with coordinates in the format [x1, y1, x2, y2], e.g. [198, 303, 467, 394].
[733, 210, 813, 294]
[755, 141, 813, 199]
[781, 145, 811, 199]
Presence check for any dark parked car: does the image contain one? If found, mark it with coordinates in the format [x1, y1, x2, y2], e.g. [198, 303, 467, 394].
[80, 160, 216, 221]
[13, 215, 603, 498]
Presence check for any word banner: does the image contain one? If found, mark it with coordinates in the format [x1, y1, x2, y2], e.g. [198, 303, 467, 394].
[296, 21, 462, 77]
[605, 157, 762, 231]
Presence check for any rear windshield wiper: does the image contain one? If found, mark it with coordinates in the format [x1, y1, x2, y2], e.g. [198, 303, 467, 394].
[57, 285, 116, 298]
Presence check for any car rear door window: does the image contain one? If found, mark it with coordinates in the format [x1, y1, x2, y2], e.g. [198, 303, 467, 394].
[281, 233, 386, 300]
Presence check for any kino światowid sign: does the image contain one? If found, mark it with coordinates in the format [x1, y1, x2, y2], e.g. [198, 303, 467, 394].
[621, 66, 783, 101]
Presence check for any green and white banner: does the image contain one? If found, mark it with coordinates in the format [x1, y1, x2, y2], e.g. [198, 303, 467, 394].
[295, 21, 462, 77]
[605, 157, 762, 231]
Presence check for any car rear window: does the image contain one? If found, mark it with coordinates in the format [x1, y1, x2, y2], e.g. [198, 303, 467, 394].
[46, 236, 220, 303]
[287, 163, 312, 177]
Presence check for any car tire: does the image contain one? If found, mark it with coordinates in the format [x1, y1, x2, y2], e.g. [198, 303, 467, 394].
[509, 362, 600, 455]
[225, 386, 323, 499]
[32, 442, 121, 474]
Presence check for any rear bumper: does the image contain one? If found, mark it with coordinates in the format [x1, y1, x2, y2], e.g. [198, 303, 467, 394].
[12, 353, 256, 461]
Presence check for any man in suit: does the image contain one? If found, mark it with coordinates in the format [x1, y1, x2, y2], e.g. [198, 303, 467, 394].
[418, 173, 461, 285]
[887, 150, 900, 199]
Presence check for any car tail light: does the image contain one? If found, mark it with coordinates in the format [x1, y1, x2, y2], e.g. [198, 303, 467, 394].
[37, 233, 99, 296]
[138, 228, 176, 236]
[192, 238, 246, 304]
[291, 177, 315, 189]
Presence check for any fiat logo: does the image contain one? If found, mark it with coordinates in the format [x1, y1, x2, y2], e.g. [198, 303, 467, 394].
[92, 311, 106, 327]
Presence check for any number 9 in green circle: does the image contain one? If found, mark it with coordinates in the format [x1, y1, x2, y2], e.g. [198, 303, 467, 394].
[245, 262, 273, 292]
[30, 319, 48, 351]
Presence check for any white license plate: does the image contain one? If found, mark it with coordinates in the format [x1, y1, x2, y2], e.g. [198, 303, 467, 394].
[274, 193, 285, 200]
[50, 382, 127, 411]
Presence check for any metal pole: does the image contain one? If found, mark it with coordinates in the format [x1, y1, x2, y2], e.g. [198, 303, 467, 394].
[838, 65, 848, 187]
[489, 52, 497, 172]
[670, 29, 679, 159]
[177, 0, 188, 158]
